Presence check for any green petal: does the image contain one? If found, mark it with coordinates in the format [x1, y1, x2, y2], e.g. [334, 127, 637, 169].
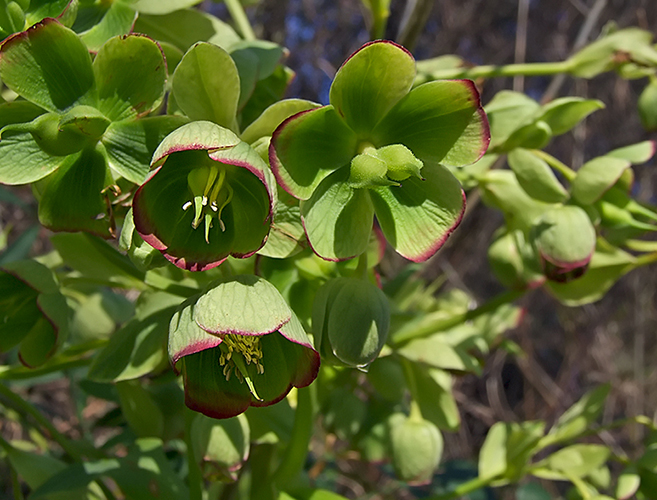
[37, 147, 115, 237]
[181, 348, 253, 419]
[93, 34, 166, 121]
[372, 80, 489, 167]
[370, 164, 465, 261]
[193, 275, 292, 336]
[0, 131, 70, 184]
[102, 115, 190, 184]
[172, 42, 240, 131]
[0, 19, 96, 113]
[300, 170, 374, 261]
[329, 40, 415, 136]
[507, 148, 568, 203]
[270, 106, 357, 200]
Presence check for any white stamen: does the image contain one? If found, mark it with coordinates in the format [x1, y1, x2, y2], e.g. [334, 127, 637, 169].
[182, 201, 192, 211]
[202, 196, 208, 206]
[211, 201, 218, 212]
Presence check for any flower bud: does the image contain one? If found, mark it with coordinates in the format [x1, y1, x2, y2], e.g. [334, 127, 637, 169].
[388, 413, 443, 485]
[312, 277, 390, 369]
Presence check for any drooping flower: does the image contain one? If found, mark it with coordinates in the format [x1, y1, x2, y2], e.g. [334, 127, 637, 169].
[168, 275, 319, 419]
[269, 40, 490, 262]
[132, 121, 277, 271]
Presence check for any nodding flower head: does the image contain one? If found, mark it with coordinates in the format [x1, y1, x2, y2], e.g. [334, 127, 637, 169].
[133, 121, 277, 271]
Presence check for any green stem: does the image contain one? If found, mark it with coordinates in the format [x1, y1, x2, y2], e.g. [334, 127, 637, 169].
[391, 288, 524, 345]
[0, 382, 80, 460]
[0, 356, 92, 380]
[530, 149, 577, 182]
[415, 60, 574, 84]
[400, 358, 423, 421]
[633, 252, 657, 268]
[184, 408, 203, 500]
[274, 385, 317, 489]
[224, 0, 256, 41]
[427, 475, 492, 500]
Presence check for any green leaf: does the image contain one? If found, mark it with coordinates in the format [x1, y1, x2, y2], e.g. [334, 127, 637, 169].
[410, 364, 460, 431]
[25, 0, 75, 27]
[480, 170, 557, 232]
[0, 131, 72, 184]
[330, 40, 415, 136]
[241, 98, 321, 144]
[0, 19, 95, 113]
[538, 444, 611, 479]
[300, 171, 374, 261]
[88, 292, 182, 382]
[399, 336, 480, 373]
[616, 466, 641, 499]
[607, 140, 655, 164]
[78, 1, 137, 52]
[50, 231, 146, 289]
[132, 0, 203, 15]
[507, 148, 568, 203]
[372, 79, 489, 167]
[229, 40, 284, 108]
[370, 164, 465, 262]
[116, 380, 165, 438]
[270, 105, 358, 200]
[567, 28, 657, 78]
[133, 8, 241, 53]
[485, 90, 540, 149]
[541, 384, 610, 446]
[257, 186, 305, 259]
[191, 412, 250, 481]
[37, 147, 114, 237]
[639, 80, 657, 131]
[0, 99, 45, 129]
[479, 422, 508, 480]
[571, 156, 631, 205]
[194, 275, 292, 336]
[172, 42, 240, 131]
[93, 34, 166, 121]
[539, 97, 604, 135]
[102, 115, 189, 184]
[0, 225, 40, 265]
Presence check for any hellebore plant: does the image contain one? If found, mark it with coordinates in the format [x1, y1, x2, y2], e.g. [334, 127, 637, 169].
[168, 275, 319, 419]
[270, 40, 490, 262]
[0, 19, 185, 236]
[132, 121, 277, 271]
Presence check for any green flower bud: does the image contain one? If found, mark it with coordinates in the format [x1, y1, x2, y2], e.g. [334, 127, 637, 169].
[312, 277, 390, 369]
[388, 413, 444, 485]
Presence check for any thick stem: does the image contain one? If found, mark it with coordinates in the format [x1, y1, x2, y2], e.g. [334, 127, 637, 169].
[400, 358, 423, 421]
[273, 385, 317, 489]
[391, 288, 525, 345]
[224, 0, 256, 41]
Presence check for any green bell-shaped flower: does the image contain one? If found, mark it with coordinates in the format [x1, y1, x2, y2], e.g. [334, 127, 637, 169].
[133, 121, 277, 271]
[169, 275, 319, 419]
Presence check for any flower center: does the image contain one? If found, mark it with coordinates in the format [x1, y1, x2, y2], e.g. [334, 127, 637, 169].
[219, 334, 265, 376]
[348, 143, 424, 189]
[182, 164, 233, 244]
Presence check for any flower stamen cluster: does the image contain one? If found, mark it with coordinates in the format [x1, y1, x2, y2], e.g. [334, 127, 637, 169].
[218, 334, 265, 383]
[184, 165, 234, 243]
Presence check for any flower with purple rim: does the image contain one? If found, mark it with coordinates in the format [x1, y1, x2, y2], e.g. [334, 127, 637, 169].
[269, 40, 490, 262]
[132, 121, 277, 271]
[168, 275, 320, 419]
